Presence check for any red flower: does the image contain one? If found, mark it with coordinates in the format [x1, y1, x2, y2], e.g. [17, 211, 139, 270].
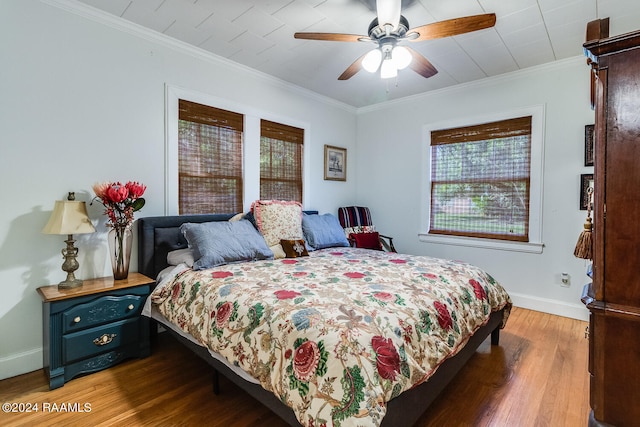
[373, 292, 394, 302]
[422, 273, 438, 280]
[371, 336, 400, 381]
[282, 259, 298, 264]
[125, 181, 146, 198]
[344, 272, 365, 279]
[215, 302, 233, 328]
[285, 349, 292, 359]
[274, 290, 301, 300]
[212, 271, 233, 279]
[171, 283, 181, 302]
[106, 183, 129, 203]
[292, 271, 307, 277]
[470, 279, 487, 300]
[389, 259, 406, 264]
[293, 340, 320, 381]
[434, 301, 453, 330]
[92, 180, 146, 229]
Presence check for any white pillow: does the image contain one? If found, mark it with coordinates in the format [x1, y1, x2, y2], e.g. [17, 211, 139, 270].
[167, 248, 194, 267]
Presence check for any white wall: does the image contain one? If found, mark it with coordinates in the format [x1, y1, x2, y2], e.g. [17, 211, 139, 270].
[355, 57, 594, 321]
[0, 0, 357, 379]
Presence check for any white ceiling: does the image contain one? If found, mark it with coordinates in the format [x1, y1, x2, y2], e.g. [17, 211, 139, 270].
[76, 0, 640, 107]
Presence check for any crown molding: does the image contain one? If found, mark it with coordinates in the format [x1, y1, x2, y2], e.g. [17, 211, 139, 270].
[40, 0, 357, 114]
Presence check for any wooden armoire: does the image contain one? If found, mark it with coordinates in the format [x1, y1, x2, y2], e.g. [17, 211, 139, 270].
[582, 19, 640, 427]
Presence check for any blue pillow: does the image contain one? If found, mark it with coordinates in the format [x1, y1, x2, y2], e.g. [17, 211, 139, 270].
[302, 213, 350, 250]
[180, 219, 274, 270]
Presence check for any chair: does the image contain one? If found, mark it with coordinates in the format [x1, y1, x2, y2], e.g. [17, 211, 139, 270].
[337, 206, 396, 252]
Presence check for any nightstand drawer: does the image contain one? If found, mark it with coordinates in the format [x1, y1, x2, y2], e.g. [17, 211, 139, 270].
[62, 294, 145, 333]
[62, 318, 140, 363]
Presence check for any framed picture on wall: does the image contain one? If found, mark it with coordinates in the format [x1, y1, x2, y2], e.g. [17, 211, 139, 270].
[324, 145, 347, 181]
[580, 173, 594, 210]
[585, 124, 595, 166]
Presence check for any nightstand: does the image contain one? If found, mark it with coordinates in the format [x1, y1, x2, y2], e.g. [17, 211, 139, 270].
[37, 273, 154, 389]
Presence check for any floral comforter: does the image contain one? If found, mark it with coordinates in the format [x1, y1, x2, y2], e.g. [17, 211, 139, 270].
[150, 248, 511, 426]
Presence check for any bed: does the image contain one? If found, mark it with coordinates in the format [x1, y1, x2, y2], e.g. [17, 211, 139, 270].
[138, 209, 511, 427]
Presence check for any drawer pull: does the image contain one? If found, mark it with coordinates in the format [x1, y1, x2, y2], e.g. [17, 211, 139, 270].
[74, 316, 81, 323]
[93, 333, 116, 346]
[128, 304, 134, 310]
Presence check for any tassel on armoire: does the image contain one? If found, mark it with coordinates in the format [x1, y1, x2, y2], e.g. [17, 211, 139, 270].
[574, 188, 593, 260]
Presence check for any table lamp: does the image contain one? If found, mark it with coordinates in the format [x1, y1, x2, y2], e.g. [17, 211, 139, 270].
[42, 192, 96, 288]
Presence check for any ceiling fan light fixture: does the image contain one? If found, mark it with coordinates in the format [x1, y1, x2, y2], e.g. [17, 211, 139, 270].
[380, 57, 397, 79]
[362, 49, 383, 72]
[392, 45, 412, 70]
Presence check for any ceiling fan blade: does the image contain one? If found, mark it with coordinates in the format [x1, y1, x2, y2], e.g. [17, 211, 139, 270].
[338, 53, 367, 80]
[294, 32, 365, 42]
[409, 13, 496, 42]
[405, 47, 438, 78]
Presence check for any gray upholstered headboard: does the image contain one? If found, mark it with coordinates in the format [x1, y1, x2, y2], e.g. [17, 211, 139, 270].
[137, 211, 319, 280]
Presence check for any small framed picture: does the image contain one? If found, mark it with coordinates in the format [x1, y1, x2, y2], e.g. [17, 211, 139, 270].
[585, 124, 594, 166]
[324, 145, 347, 181]
[580, 173, 594, 210]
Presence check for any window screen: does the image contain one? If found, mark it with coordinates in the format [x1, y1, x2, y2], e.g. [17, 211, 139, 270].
[260, 119, 303, 202]
[429, 116, 532, 241]
[178, 99, 243, 214]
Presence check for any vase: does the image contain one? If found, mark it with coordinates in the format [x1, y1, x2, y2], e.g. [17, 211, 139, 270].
[108, 226, 132, 280]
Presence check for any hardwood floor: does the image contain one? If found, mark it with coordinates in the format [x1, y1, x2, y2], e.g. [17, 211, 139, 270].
[0, 307, 589, 426]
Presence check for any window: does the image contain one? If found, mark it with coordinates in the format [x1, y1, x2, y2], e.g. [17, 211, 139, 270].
[166, 85, 310, 214]
[178, 99, 243, 214]
[426, 113, 540, 247]
[260, 119, 304, 202]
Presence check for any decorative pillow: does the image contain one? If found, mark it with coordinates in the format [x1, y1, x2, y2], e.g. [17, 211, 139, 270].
[343, 225, 376, 237]
[229, 212, 245, 222]
[271, 244, 286, 259]
[180, 219, 274, 270]
[351, 232, 382, 250]
[281, 239, 309, 258]
[302, 213, 350, 250]
[251, 200, 304, 253]
[167, 248, 195, 267]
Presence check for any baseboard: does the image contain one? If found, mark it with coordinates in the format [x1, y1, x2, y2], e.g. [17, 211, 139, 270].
[509, 292, 589, 321]
[0, 347, 42, 381]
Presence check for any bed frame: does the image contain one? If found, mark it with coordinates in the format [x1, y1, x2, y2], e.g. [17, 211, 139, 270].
[138, 214, 504, 426]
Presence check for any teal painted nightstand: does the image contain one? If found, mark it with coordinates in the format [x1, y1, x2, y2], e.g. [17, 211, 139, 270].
[37, 273, 154, 389]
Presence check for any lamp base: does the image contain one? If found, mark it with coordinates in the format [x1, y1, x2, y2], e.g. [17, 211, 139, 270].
[58, 278, 83, 289]
[58, 234, 82, 289]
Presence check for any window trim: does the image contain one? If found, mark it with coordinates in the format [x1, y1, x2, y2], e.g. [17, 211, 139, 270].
[419, 105, 545, 253]
[165, 84, 310, 215]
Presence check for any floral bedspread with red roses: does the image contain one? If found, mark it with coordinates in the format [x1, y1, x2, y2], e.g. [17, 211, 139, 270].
[150, 247, 511, 426]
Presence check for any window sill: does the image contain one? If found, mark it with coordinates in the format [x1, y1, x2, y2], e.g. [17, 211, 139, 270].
[418, 233, 544, 254]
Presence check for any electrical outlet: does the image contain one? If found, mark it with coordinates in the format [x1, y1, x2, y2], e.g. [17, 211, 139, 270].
[560, 272, 570, 287]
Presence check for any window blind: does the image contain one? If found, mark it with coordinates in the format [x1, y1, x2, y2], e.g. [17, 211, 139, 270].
[430, 116, 532, 241]
[260, 119, 303, 202]
[178, 99, 244, 214]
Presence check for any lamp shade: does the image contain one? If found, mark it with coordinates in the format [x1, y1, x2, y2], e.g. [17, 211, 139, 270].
[380, 58, 398, 79]
[362, 49, 382, 72]
[42, 200, 95, 235]
[392, 46, 412, 70]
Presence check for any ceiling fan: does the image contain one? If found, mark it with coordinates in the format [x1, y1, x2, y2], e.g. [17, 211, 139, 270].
[294, 0, 496, 80]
